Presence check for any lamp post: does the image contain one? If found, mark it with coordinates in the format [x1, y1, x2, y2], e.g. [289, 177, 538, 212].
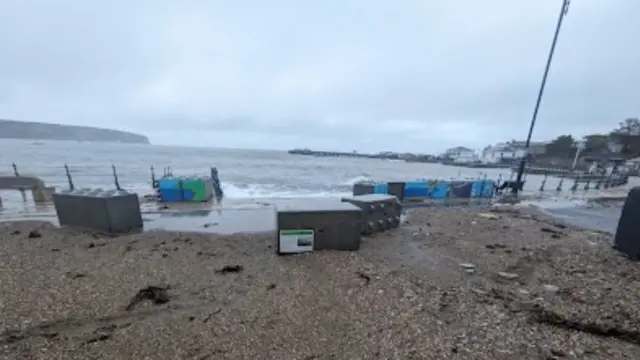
[513, 0, 572, 194]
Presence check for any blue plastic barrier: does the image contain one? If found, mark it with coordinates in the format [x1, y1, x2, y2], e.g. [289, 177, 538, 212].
[404, 181, 429, 198]
[471, 180, 495, 198]
[357, 178, 496, 201]
[373, 183, 388, 194]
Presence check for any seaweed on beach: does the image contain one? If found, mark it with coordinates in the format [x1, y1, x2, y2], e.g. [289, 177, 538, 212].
[125, 285, 171, 311]
[529, 306, 640, 346]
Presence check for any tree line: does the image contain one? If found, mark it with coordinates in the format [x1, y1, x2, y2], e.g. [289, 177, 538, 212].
[542, 118, 640, 159]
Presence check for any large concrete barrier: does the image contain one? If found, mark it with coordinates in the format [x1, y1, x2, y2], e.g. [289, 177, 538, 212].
[276, 201, 363, 254]
[53, 189, 143, 233]
[614, 187, 640, 260]
[0, 175, 55, 202]
[341, 194, 402, 235]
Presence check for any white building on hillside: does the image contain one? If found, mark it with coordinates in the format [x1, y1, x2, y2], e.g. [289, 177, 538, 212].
[443, 146, 479, 163]
[481, 143, 526, 164]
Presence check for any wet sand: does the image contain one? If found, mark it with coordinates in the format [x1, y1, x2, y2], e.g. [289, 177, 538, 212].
[1, 206, 640, 359]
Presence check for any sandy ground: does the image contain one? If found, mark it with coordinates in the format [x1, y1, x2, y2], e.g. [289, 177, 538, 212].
[1, 206, 639, 360]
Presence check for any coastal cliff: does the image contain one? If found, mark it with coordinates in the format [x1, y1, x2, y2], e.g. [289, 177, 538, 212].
[0, 119, 150, 144]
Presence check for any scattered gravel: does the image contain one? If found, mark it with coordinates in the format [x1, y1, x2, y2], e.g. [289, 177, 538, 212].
[1, 206, 639, 359]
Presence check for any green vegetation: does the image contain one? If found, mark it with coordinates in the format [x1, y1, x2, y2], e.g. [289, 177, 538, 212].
[543, 118, 640, 159]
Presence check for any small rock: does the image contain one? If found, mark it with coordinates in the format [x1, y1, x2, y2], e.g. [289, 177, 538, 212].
[519, 289, 530, 295]
[459, 263, 476, 270]
[478, 213, 499, 220]
[27, 230, 42, 238]
[216, 265, 243, 274]
[465, 269, 475, 274]
[471, 288, 488, 295]
[498, 272, 519, 280]
[543, 284, 559, 293]
[550, 348, 567, 357]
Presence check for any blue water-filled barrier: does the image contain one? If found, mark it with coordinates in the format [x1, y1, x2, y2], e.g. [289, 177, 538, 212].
[373, 183, 388, 194]
[158, 178, 180, 190]
[368, 179, 495, 200]
[471, 180, 495, 198]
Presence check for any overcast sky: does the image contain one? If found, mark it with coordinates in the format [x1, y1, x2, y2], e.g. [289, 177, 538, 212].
[1, 0, 638, 153]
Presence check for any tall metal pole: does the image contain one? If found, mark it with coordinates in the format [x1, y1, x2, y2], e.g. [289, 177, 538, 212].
[513, 0, 571, 194]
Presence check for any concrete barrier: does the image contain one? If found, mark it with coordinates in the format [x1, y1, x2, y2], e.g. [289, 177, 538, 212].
[276, 200, 363, 254]
[614, 187, 640, 260]
[53, 189, 143, 233]
[0, 175, 55, 203]
[341, 194, 402, 235]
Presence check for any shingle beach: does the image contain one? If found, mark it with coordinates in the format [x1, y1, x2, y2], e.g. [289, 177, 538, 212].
[1, 206, 639, 360]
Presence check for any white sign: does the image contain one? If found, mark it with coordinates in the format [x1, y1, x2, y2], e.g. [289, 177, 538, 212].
[279, 229, 314, 254]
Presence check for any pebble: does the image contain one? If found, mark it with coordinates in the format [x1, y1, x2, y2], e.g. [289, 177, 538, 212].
[478, 213, 500, 220]
[543, 284, 560, 293]
[497, 272, 519, 280]
[459, 263, 476, 270]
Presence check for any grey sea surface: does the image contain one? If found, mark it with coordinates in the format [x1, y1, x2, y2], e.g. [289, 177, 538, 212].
[0, 139, 629, 233]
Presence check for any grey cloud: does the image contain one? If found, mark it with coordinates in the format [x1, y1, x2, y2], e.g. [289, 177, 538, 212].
[1, 0, 639, 153]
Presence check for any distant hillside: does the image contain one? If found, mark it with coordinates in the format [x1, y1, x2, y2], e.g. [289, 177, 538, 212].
[0, 119, 150, 144]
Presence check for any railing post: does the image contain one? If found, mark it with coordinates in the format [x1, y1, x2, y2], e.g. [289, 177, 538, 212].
[151, 166, 158, 189]
[12, 162, 26, 201]
[112, 165, 122, 191]
[64, 164, 75, 191]
[539, 174, 547, 192]
[604, 172, 614, 189]
[556, 172, 564, 191]
[570, 175, 579, 192]
[594, 174, 604, 190]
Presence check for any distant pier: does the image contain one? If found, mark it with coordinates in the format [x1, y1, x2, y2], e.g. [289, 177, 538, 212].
[288, 149, 399, 160]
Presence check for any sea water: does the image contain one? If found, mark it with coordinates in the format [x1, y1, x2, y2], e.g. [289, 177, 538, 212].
[0, 139, 631, 233]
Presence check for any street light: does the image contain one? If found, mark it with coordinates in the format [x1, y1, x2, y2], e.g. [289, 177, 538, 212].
[513, 0, 572, 194]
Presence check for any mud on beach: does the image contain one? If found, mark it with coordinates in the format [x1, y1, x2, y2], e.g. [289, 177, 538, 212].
[1, 206, 639, 360]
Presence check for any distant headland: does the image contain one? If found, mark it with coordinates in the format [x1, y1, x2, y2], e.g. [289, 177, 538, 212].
[0, 119, 150, 144]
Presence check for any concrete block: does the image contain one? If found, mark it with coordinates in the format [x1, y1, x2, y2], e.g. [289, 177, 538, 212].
[614, 187, 640, 260]
[352, 183, 374, 196]
[448, 181, 471, 198]
[276, 200, 363, 254]
[341, 194, 402, 235]
[53, 189, 143, 234]
[387, 182, 405, 202]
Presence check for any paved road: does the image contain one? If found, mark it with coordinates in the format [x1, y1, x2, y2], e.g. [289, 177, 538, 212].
[540, 202, 622, 234]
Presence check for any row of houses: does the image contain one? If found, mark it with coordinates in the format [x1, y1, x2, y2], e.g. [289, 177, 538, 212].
[443, 141, 548, 165]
